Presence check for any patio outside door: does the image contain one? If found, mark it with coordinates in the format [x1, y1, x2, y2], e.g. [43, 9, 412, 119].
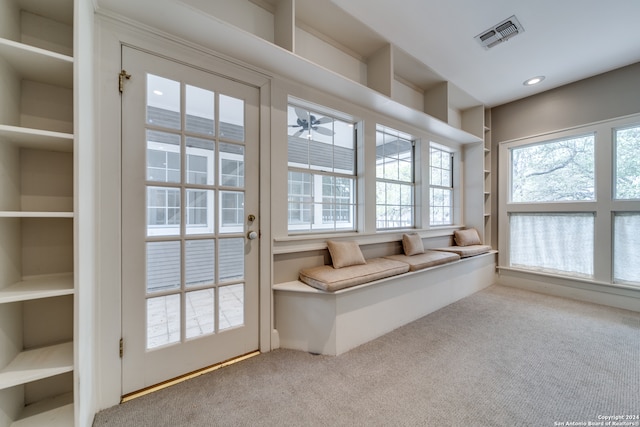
[120, 46, 260, 394]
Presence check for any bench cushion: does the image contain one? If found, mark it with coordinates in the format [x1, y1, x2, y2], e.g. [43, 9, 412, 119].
[299, 258, 410, 292]
[433, 245, 492, 258]
[384, 250, 460, 271]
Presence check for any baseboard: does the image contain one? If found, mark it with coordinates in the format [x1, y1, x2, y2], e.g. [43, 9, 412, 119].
[496, 268, 640, 313]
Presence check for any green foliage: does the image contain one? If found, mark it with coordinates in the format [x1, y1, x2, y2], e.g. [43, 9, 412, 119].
[511, 135, 595, 202]
[615, 127, 640, 199]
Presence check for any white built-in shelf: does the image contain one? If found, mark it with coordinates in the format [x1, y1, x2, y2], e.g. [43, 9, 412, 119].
[0, 38, 73, 88]
[0, 342, 73, 390]
[0, 211, 73, 218]
[11, 392, 73, 427]
[0, 273, 74, 304]
[0, 125, 73, 152]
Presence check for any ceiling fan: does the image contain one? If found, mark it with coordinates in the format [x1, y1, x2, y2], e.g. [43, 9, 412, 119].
[289, 107, 334, 138]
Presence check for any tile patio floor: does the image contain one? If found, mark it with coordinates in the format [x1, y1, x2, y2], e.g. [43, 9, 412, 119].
[146, 283, 244, 349]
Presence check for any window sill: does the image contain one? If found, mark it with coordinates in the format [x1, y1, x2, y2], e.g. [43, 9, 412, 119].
[272, 226, 462, 254]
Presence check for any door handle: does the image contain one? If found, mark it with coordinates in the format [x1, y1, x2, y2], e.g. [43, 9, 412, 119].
[247, 231, 258, 240]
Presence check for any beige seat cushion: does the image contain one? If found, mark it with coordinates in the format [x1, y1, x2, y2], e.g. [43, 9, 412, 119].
[433, 245, 492, 258]
[385, 250, 460, 271]
[299, 258, 410, 292]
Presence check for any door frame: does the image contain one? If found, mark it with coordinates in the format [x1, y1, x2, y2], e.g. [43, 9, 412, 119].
[95, 16, 273, 407]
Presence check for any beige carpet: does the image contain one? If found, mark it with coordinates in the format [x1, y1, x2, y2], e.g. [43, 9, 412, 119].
[93, 285, 640, 426]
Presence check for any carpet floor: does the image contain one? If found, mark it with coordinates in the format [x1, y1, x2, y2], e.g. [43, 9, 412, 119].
[93, 285, 640, 427]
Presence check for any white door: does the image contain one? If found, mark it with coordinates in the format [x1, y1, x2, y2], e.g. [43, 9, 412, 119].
[121, 46, 260, 394]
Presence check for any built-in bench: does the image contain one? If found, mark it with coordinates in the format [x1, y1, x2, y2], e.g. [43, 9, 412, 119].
[273, 229, 497, 355]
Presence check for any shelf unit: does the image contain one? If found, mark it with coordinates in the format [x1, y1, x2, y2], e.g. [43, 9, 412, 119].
[0, 0, 75, 426]
[482, 110, 492, 247]
[242, 0, 492, 239]
[247, 0, 487, 140]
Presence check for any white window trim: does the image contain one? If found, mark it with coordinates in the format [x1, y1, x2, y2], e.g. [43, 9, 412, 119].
[375, 125, 416, 231]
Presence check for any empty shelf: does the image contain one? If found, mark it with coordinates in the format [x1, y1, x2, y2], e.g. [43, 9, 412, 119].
[0, 273, 74, 304]
[11, 392, 73, 427]
[0, 38, 73, 88]
[0, 125, 73, 152]
[0, 342, 73, 390]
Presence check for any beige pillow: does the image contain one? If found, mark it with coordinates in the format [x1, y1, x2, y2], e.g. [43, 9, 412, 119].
[326, 240, 366, 269]
[402, 233, 425, 256]
[454, 228, 482, 247]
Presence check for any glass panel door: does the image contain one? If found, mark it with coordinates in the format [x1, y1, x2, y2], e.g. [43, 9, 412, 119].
[121, 46, 260, 395]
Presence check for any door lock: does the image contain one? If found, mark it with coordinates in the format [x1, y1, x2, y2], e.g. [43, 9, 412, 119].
[248, 214, 256, 222]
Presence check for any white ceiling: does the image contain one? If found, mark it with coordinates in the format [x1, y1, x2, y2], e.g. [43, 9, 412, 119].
[330, 0, 640, 107]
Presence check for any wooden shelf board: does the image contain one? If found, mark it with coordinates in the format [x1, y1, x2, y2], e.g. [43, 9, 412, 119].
[0, 38, 73, 88]
[0, 125, 73, 152]
[0, 211, 73, 218]
[0, 342, 73, 390]
[12, 392, 73, 427]
[0, 273, 74, 304]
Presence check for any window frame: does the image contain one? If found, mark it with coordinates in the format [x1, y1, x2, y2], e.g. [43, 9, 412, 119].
[286, 102, 358, 234]
[375, 124, 416, 231]
[498, 114, 640, 287]
[429, 144, 454, 226]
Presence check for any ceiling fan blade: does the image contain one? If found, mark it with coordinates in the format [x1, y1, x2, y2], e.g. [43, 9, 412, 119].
[314, 116, 332, 125]
[295, 107, 308, 121]
[293, 129, 305, 137]
[313, 126, 334, 136]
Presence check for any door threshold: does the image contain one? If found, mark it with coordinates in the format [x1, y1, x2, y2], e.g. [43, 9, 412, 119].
[121, 350, 260, 403]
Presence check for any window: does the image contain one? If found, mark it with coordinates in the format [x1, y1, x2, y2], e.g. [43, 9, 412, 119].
[614, 213, 640, 284]
[429, 145, 453, 226]
[501, 117, 640, 287]
[375, 125, 414, 229]
[287, 104, 356, 233]
[614, 125, 640, 200]
[505, 134, 596, 278]
[510, 213, 594, 277]
[511, 134, 595, 202]
[613, 125, 640, 284]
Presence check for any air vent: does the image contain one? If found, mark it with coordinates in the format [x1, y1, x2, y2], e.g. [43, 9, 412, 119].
[475, 15, 524, 49]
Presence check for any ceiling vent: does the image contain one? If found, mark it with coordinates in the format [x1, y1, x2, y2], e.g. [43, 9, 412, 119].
[475, 15, 524, 49]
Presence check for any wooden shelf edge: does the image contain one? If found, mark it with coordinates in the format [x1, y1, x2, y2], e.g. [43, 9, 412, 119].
[11, 392, 73, 427]
[0, 38, 73, 62]
[0, 342, 73, 390]
[0, 125, 74, 152]
[0, 211, 74, 218]
[0, 273, 74, 304]
[0, 38, 73, 88]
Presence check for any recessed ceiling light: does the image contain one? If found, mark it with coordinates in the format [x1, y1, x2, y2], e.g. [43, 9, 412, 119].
[153, 90, 163, 95]
[523, 76, 545, 86]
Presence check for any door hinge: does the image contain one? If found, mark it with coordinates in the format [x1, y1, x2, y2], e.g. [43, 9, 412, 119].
[118, 69, 131, 93]
[119, 338, 124, 358]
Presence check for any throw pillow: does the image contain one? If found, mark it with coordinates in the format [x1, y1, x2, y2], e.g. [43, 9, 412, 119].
[326, 240, 366, 269]
[454, 228, 482, 247]
[402, 233, 425, 256]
